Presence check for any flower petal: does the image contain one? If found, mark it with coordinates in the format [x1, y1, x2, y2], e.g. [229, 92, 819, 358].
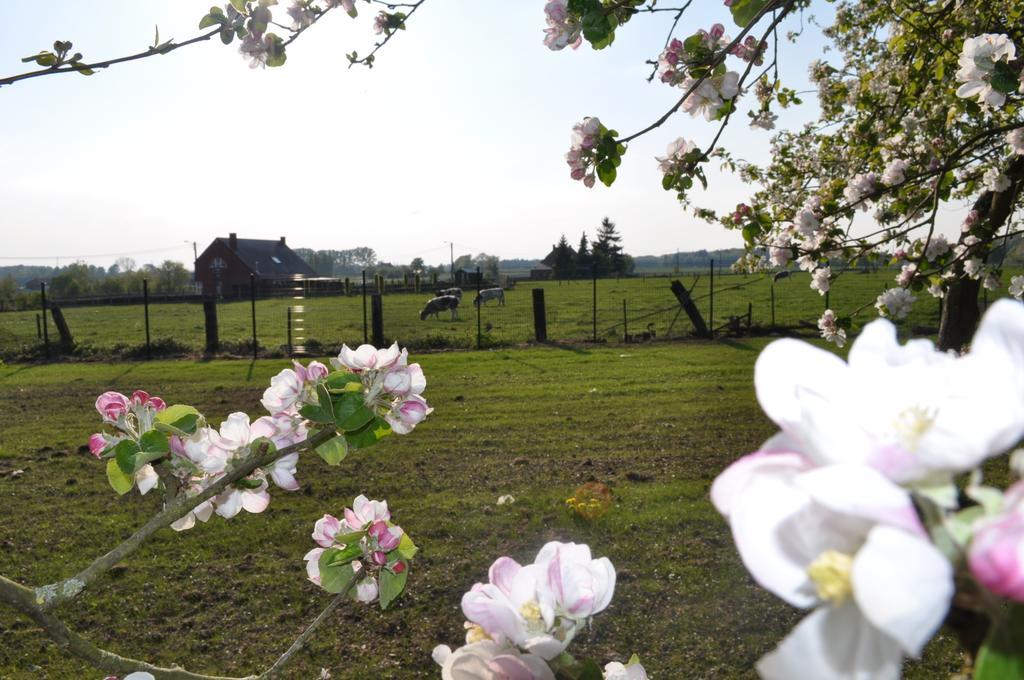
[852, 525, 953, 656]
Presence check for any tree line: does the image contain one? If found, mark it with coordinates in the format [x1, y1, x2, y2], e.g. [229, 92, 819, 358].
[542, 217, 634, 278]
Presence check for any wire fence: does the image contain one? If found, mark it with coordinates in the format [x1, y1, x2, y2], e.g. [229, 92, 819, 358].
[1, 264, 1015, 361]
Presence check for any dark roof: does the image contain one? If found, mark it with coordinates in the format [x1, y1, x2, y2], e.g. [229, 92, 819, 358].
[531, 263, 552, 270]
[215, 237, 318, 279]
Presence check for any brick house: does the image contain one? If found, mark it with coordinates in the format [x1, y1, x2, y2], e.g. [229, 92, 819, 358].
[194, 234, 317, 297]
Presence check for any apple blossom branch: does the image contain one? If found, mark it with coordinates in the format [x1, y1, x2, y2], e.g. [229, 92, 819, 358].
[0, 566, 360, 680]
[34, 427, 336, 611]
[617, 0, 796, 145]
[347, 0, 426, 68]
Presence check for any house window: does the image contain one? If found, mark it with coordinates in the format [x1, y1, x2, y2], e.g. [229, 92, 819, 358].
[271, 256, 282, 264]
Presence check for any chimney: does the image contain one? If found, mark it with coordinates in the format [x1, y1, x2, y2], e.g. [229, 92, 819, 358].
[279, 236, 286, 246]
[229, 233, 238, 249]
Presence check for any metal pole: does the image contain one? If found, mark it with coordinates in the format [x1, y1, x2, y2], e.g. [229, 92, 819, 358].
[362, 270, 368, 344]
[40, 281, 50, 360]
[35, 313, 41, 339]
[250, 273, 258, 360]
[476, 266, 482, 349]
[143, 279, 151, 360]
[592, 263, 598, 342]
[709, 259, 715, 338]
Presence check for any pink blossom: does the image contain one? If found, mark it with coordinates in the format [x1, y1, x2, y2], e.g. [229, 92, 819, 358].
[368, 520, 403, 551]
[261, 368, 304, 415]
[969, 510, 1024, 601]
[95, 391, 130, 422]
[334, 343, 402, 372]
[383, 363, 426, 397]
[385, 394, 433, 435]
[304, 547, 325, 585]
[88, 433, 107, 458]
[312, 514, 343, 548]
[343, 494, 391, 530]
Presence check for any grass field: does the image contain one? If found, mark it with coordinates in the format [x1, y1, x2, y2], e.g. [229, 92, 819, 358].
[3, 268, 1015, 360]
[0, 344, 965, 678]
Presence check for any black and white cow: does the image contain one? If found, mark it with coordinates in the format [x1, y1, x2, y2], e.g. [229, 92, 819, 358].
[473, 288, 505, 307]
[436, 287, 463, 301]
[420, 295, 461, 320]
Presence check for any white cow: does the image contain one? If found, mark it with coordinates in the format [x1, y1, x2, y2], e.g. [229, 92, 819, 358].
[420, 295, 460, 320]
[473, 288, 505, 307]
[437, 287, 463, 301]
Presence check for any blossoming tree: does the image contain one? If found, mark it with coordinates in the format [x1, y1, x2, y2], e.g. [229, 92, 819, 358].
[548, 0, 1024, 350]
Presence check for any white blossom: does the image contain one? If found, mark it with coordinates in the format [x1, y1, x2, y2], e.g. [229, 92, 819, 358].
[875, 288, 915, 320]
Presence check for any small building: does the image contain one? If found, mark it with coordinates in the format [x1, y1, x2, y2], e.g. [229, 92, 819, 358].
[195, 233, 318, 297]
[454, 268, 483, 286]
[530, 263, 553, 280]
[22, 277, 51, 291]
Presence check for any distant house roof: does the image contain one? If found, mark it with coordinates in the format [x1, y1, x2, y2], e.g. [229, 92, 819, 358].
[531, 263, 552, 270]
[214, 236, 318, 279]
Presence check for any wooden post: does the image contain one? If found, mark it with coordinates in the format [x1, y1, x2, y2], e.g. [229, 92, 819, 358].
[50, 305, 74, 348]
[709, 259, 715, 338]
[670, 280, 709, 338]
[592, 263, 597, 342]
[770, 280, 776, 327]
[250, 273, 258, 360]
[532, 288, 547, 342]
[344, 277, 351, 296]
[40, 282, 50, 360]
[414, 273, 421, 294]
[143, 279, 151, 360]
[622, 298, 628, 343]
[203, 298, 219, 353]
[476, 267, 482, 349]
[35, 313, 41, 339]
[362, 270, 368, 344]
[371, 293, 384, 347]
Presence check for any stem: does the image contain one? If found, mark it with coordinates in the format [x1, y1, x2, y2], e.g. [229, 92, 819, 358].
[35, 428, 336, 610]
[259, 572, 360, 679]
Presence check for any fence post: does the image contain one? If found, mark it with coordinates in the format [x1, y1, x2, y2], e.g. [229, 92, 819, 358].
[143, 278, 151, 360]
[532, 288, 547, 342]
[35, 313, 41, 339]
[592, 262, 597, 342]
[203, 297, 219, 354]
[414, 273, 421, 294]
[287, 306, 293, 357]
[50, 305, 74, 349]
[770, 280, 776, 327]
[40, 282, 50, 360]
[709, 258, 715, 338]
[622, 298, 628, 343]
[250, 273, 258, 360]
[371, 294, 384, 347]
[476, 266, 482, 349]
[362, 270, 368, 344]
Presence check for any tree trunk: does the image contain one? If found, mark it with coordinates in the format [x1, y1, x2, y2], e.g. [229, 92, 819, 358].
[937, 156, 1024, 351]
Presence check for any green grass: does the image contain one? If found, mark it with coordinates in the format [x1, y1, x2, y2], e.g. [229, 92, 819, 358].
[0, 344, 965, 678]
[3, 269, 1015, 359]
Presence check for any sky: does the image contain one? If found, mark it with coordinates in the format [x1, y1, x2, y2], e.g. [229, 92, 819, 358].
[0, 1, 838, 270]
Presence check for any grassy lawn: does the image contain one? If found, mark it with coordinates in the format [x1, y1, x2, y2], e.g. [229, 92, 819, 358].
[4, 269, 1014, 359]
[0, 344, 965, 678]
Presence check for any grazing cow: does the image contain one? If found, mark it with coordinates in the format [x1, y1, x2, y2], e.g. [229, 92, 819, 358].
[473, 288, 505, 307]
[772, 270, 791, 282]
[420, 295, 460, 321]
[437, 287, 463, 301]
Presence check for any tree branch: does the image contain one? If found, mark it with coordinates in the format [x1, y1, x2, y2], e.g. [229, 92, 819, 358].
[35, 427, 337, 610]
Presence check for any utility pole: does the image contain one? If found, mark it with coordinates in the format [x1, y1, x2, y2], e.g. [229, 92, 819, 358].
[445, 241, 454, 282]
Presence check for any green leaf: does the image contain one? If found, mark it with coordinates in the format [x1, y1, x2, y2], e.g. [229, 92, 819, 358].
[315, 436, 349, 466]
[234, 476, 264, 490]
[661, 174, 676, 191]
[396, 532, 418, 560]
[229, 0, 247, 12]
[265, 33, 286, 68]
[992, 62, 1019, 94]
[139, 430, 170, 454]
[156, 405, 201, 428]
[199, 14, 220, 28]
[976, 604, 1024, 680]
[581, 10, 611, 47]
[325, 372, 362, 392]
[596, 159, 617, 187]
[106, 458, 134, 495]
[318, 555, 357, 594]
[379, 565, 408, 610]
[72, 64, 94, 76]
[22, 52, 58, 67]
[324, 543, 363, 566]
[220, 28, 236, 45]
[344, 416, 392, 449]
[577, 659, 604, 680]
[300, 388, 335, 424]
[729, 0, 769, 27]
[114, 439, 141, 475]
[333, 393, 375, 432]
